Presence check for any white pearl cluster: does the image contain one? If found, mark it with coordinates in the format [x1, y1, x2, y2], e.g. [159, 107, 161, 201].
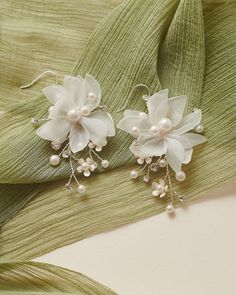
[77, 158, 97, 177]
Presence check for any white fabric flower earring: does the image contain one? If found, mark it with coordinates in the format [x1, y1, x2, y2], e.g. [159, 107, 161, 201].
[117, 87, 207, 214]
[24, 71, 115, 194]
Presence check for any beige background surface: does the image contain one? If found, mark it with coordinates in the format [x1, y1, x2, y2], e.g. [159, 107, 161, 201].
[37, 181, 236, 295]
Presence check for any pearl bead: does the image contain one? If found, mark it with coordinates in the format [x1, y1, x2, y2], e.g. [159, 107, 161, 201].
[77, 184, 86, 194]
[159, 159, 167, 168]
[175, 171, 186, 182]
[101, 160, 109, 168]
[95, 145, 102, 152]
[48, 106, 54, 115]
[150, 125, 159, 135]
[158, 118, 173, 134]
[88, 142, 96, 149]
[84, 170, 91, 177]
[166, 204, 175, 214]
[82, 162, 89, 170]
[130, 170, 138, 179]
[81, 106, 91, 116]
[137, 158, 144, 165]
[139, 112, 146, 117]
[67, 109, 81, 122]
[131, 126, 140, 137]
[87, 92, 96, 101]
[155, 184, 162, 192]
[51, 141, 62, 151]
[195, 124, 204, 134]
[152, 190, 160, 197]
[49, 155, 60, 166]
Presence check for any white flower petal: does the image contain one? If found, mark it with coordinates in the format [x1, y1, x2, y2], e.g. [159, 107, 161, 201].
[80, 117, 108, 146]
[149, 101, 169, 125]
[166, 138, 185, 173]
[36, 118, 70, 143]
[140, 138, 167, 157]
[52, 95, 76, 118]
[117, 116, 151, 134]
[42, 85, 66, 104]
[183, 148, 193, 164]
[129, 136, 153, 157]
[63, 75, 85, 108]
[83, 74, 101, 110]
[171, 109, 202, 135]
[169, 133, 207, 149]
[147, 89, 168, 123]
[89, 110, 115, 136]
[167, 95, 187, 126]
[69, 124, 89, 153]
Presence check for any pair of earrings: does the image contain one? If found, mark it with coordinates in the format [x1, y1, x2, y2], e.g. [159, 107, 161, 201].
[27, 72, 207, 214]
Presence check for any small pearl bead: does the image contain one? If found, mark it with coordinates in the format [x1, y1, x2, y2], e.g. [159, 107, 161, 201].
[84, 170, 91, 177]
[137, 158, 144, 165]
[159, 159, 167, 168]
[49, 155, 60, 166]
[88, 142, 96, 149]
[48, 106, 54, 115]
[67, 109, 81, 122]
[155, 184, 162, 192]
[195, 124, 204, 133]
[150, 125, 159, 135]
[77, 184, 86, 194]
[175, 171, 186, 182]
[158, 118, 173, 134]
[152, 190, 160, 197]
[130, 170, 138, 179]
[87, 92, 96, 101]
[131, 126, 140, 137]
[166, 204, 175, 214]
[81, 106, 91, 116]
[95, 145, 102, 152]
[101, 160, 109, 168]
[82, 162, 89, 170]
[51, 141, 61, 151]
[139, 112, 146, 117]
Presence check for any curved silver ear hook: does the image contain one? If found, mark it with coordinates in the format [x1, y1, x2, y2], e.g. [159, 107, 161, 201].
[117, 83, 151, 113]
[20, 70, 58, 89]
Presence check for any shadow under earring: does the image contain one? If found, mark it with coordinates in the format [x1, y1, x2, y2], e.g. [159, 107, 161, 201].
[117, 86, 207, 214]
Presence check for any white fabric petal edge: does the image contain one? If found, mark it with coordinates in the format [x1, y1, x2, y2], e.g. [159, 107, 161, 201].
[80, 117, 108, 146]
[89, 110, 116, 137]
[140, 138, 167, 157]
[69, 124, 89, 153]
[171, 109, 202, 135]
[42, 85, 66, 105]
[36, 118, 70, 143]
[167, 95, 187, 126]
[166, 138, 185, 173]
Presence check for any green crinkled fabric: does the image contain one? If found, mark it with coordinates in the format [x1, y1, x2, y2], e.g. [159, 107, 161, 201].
[0, 261, 117, 294]
[0, 0, 235, 293]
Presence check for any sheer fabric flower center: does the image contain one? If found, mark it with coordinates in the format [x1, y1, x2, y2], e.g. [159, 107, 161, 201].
[67, 106, 91, 123]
